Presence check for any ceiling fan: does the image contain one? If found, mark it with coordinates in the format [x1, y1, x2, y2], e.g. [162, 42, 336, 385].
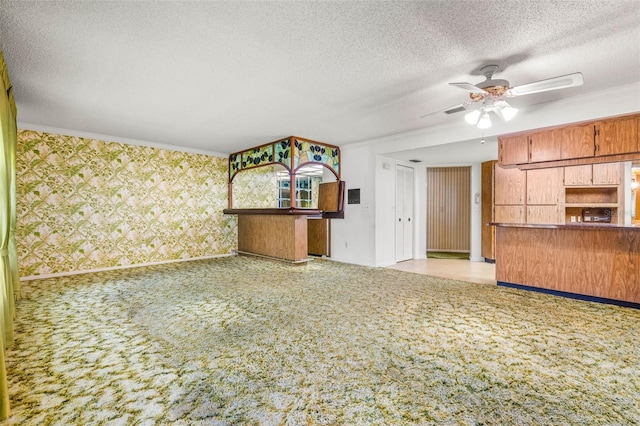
[423, 65, 584, 128]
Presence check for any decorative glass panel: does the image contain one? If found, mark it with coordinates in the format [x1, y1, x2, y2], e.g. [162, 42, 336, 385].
[293, 138, 339, 176]
[229, 153, 242, 181]
[275, 138, 291, 167]
[228, 137, 340, 208]
[241, 144, 273, 170]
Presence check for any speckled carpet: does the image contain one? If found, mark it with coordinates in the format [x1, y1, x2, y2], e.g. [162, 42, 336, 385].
[4, 256, 640, 425]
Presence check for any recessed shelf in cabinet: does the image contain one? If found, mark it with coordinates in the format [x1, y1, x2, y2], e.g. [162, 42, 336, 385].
[565, 206, 618, 224]
[565, 186, 617, 205]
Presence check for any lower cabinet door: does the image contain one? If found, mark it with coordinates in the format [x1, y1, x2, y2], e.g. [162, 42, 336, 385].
[495, 205, 525, 224]
[526, 205, 562, 224]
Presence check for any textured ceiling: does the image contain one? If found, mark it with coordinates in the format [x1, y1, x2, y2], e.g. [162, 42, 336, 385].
[1, 0, 639, 154]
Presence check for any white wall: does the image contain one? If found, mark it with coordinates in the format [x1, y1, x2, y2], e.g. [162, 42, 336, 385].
[331, 146, 376, 265]
[330, 82, 640, 267]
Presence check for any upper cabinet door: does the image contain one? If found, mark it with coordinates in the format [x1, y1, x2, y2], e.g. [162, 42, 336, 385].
[564, 165, 592, 186]
[526, 168, 563, 205]
[596, 116, 639, 156]
[592, 162, 622, 185]
[529, 129, 562, 163]
[561, 123, 595, 159]
[498, 134, 529, 166]
[494, 165, 526, 205]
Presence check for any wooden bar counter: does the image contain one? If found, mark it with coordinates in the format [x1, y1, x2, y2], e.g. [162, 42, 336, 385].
[224, 208, 322, 263]
[493, 223, 640, 307]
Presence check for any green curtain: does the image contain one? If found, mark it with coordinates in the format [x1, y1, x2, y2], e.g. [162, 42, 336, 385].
[0, 49, 18, 420]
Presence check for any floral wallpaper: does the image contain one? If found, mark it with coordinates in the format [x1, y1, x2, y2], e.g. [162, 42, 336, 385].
[231, 165, 280, 209]
[16, 130, 237, 277]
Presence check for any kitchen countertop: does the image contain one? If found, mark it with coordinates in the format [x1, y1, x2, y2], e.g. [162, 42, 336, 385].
[223, 208, 322, 216]
[489, 222, 640, 230]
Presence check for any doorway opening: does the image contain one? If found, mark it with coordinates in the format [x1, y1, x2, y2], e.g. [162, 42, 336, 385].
[426, 166, 471, 259]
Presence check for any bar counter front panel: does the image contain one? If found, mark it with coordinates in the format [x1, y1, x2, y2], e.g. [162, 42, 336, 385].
[224, 208, 322, 263]
[493, 223, 640, 306]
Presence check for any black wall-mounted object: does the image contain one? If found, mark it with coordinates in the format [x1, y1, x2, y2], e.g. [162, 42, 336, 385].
[348, 188, 360, 205]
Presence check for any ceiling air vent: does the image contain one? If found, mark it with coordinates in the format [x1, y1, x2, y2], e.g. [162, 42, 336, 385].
[409, 159, 422, 163]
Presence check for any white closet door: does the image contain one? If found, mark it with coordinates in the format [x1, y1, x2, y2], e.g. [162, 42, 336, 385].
[396, 165, 414, 262]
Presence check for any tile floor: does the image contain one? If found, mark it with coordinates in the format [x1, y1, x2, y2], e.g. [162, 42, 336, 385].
[387, 258, 496, 285]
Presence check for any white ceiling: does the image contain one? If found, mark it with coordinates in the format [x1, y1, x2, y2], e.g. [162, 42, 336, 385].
[1, 0, 639, 156]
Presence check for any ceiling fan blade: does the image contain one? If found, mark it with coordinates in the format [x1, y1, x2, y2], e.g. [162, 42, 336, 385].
[507, 72, 584, 96]
[420, 104, 467, 118]
[449, 82, 489, 95]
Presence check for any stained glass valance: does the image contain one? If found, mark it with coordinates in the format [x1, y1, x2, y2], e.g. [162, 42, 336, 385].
[229, 136, 340, 182]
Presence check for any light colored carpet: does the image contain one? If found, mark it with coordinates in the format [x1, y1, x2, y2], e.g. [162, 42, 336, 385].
[4, 256, 640, 425]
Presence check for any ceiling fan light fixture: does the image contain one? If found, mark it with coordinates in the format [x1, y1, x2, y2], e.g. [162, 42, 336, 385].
[464, 109, 481, 125]
[494, 100, 518, 121]
[501, 105, 518, 121]
[426, 67, 583, 123]
[477, 112, 492, 129]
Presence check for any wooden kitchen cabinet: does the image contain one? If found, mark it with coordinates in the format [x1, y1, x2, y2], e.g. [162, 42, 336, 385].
[526, 168, 563, 205]
[565, 162, 622, 186]
[499, 113, 640, 169]
[495, 205, 525, 223]
[493, 113, 638, 227]
[563, 162, 624, 224]
[526, 205, 563, 224]
[529, 129, 562, 163]
[561, 123, 595, 159]
[481, 161, 496, 261]
[498, 134, 528, 166]
[595, 115, 638, 156]
[494, 165, 526, 205]
[564, 165, 592, 186]
[592, 162, 622, 185]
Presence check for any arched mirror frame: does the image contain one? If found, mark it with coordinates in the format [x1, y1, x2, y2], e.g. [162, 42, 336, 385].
[228, 136, 340, 209]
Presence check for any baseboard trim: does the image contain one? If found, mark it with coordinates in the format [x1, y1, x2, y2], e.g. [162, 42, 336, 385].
[20, 253, 236, 281]
[234, 250, 313, 264]
[497, 281, 640, 310]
